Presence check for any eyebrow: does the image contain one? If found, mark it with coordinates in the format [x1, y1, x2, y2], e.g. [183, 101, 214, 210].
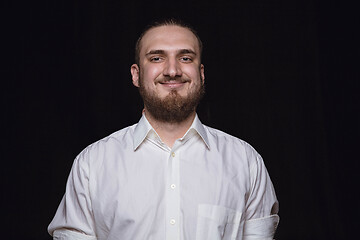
[178, 49, 196, 55]
[145, 49, 197, 56]
[145, 50, 165, 56]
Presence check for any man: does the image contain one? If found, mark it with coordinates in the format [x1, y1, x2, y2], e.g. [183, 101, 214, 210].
[48, 19, 279, 240]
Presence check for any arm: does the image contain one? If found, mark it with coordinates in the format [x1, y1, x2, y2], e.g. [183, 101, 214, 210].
[48, 151, 97, 239]
[243, 150, 279, 239]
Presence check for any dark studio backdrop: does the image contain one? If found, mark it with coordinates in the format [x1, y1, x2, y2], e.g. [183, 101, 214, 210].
[3, 0, 359, 239]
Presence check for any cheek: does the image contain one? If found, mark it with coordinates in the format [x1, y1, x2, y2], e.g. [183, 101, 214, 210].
[184, 65, 201, 75]
[184, 67, 202, 83]
[143, 65, 163, 81]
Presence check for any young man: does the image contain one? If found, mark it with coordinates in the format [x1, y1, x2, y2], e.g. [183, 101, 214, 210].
[48, 19, 279, 240]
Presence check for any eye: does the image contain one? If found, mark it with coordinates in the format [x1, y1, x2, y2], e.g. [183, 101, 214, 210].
[150, 56, 162, 62]
[180, 56, 192, 62]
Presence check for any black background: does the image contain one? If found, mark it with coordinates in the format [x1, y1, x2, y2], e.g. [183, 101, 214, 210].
[3, 0, 359, 239]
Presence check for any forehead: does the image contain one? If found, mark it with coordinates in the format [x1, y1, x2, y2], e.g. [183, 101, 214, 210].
[140, 25, 199, 54]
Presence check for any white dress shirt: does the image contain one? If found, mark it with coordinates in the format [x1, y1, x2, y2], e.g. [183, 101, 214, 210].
[48, 114, 279, 240]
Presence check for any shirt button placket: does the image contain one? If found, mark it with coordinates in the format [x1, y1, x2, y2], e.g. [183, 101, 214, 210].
[166, 150, 180, 240]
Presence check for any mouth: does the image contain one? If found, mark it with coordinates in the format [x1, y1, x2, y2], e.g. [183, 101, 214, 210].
[157, 79, 190, 89]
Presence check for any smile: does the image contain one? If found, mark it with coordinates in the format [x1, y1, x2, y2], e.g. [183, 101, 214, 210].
[157, 80, 189, 88]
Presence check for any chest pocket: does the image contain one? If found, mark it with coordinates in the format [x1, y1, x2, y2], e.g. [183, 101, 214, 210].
[195, 204, 243, 240]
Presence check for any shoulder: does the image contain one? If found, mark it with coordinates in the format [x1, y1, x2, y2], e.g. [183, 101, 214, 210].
[204, 125, 262, 164]
[75, 123, 137, 163]
[205, 125, 259, 153]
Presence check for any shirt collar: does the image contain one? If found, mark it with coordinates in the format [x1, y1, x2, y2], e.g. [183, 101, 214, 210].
[189, 114, 210, 149]
[133, 114, 210, 150]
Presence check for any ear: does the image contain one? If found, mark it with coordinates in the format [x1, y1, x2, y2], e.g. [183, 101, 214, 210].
[200, 64, 205, 84]
[131, 64, 140, 87]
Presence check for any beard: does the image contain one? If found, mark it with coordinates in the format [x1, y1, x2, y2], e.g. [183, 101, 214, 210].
[138, 76, 205, 123]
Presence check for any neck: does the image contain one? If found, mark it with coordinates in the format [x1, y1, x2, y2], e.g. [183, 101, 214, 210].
[144, 109, 196, 148]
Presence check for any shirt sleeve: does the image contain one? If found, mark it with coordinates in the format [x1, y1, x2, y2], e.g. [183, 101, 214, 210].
[48, 150, 97, 239]
[243, 147, 279, 239]
[52, 229, 97, 240]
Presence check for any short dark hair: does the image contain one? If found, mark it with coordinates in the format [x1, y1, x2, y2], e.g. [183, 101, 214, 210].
[134, 18, 203, 65]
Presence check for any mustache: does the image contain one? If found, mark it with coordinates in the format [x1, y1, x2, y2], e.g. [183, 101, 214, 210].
[155, 77, 191, 84]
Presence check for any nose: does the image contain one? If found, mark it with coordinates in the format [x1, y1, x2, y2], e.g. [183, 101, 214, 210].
[163, 58, 182, 78]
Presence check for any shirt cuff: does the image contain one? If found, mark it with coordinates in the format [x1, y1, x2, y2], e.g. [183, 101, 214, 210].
[243, 214, 280, 240]
[53, 229, 97, 240]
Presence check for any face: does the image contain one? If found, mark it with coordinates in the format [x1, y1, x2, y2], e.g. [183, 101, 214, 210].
[131, 25, 205, 123]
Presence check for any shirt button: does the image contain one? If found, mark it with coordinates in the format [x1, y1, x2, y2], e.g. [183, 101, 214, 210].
[170, 184, 176, 189]
[171, 152, 175, 157]
[170, 219, 176, 225]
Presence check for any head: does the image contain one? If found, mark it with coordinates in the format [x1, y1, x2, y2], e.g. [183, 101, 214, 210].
[134, 19, 203, 66]
[131, 19, 205, 123]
